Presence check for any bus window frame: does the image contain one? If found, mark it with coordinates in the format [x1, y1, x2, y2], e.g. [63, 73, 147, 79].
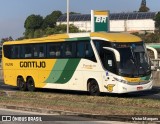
[3, 40, 97, 62]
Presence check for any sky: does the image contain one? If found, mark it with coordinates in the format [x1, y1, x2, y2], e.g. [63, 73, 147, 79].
[0, 0, 159, 39]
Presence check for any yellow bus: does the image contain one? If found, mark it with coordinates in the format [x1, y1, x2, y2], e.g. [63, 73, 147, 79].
[2, 32, 153, 95]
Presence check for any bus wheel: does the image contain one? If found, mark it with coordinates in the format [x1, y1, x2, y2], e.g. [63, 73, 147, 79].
[17, 77, 27, 91]
[88, 80, 100, 96]
[27, 77, 36, 92]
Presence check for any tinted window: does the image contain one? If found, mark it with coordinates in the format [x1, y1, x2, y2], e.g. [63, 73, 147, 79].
[23, 45, 32, 58]
[47, 44, 56, 57]
[77, 42, 85, 58]
[3, 41, 96, 61]
[77, 41, 96, 62]
[85, 42, 94, 58]
[64, 42, 76, 58]
[33, 45, 39, 58]
[39, 44, 46, 58]
[47, 43, 63, 58]
[3, 45, 12, 59]
[13, 45, 21, 59]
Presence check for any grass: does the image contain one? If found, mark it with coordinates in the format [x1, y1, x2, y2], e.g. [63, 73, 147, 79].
[0, 90, 160, 115]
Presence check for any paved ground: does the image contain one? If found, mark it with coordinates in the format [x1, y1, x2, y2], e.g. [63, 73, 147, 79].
[0, 108, 133, 124]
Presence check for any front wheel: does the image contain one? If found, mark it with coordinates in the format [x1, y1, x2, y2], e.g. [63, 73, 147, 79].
[88, 80, 100, 96]
[17, 77, 27, 91]
[27, 77, 36, 92]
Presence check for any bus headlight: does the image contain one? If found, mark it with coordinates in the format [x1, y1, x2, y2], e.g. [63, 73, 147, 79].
[113, 77, 128, 84]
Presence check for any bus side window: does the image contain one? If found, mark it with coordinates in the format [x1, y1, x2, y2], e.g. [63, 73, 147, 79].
[24, 45, 32, 58]
[47, 43, 56, 58]
[33, 45, 38, 58]
[65, 45, 72, 56]
[12, 45, 21, 59]
[94, 41, 100, 54]
[14, 46, 19, 58]
[64, 43, 76, 58]
[85, 42, 96, 62]
[49, 45, 56, 57]
[77, 42, 85, 58]
[3, 45, 13, 59]
[39, 44, 46, 58]
[55, 45, 61, 57]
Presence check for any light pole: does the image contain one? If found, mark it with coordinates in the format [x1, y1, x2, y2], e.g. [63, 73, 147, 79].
[67, 0, 69, 34]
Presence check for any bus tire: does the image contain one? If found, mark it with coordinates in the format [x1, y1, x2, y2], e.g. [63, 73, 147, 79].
[88, 80, 100, 96]
[17, 77, 27, 91]
[27, 77, 36, 92]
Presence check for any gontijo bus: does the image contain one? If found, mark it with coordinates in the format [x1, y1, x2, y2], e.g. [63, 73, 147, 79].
[2, 32, 152, 95]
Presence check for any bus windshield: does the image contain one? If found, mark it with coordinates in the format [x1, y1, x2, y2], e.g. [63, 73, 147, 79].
[114, 43, 151, 77]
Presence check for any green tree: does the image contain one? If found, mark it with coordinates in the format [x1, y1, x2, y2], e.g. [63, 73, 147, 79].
[64, 12, 81, 15]
[55, 24, 67, 33]
[45, 27, 57, 35]
[23, 10, 80, 39]
[132, 32, 160, 43]
[42, 10, 62, 29]
[34, 29, 44, 38]
[24, 29, 34, 39]
[139, 5, 150, 12]
[69, 24, 79, 33]
[1, 36, 13, 43]
[44, 24, 79, 35]
[154, 12, 160, 31]
[24, 14, 43, 30]
[16, 37, 25, 41]
[55, 24, 79, 34]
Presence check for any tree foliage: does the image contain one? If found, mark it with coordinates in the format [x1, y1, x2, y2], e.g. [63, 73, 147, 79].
[42, 10, 62, 29]
[132, 32, 160, 43]
[45, 24, 79, 35]
[139, 5, 150, 12]
[34, 29, 44, 38]
[24, 29, 35, 39]
[64, 12, 81, 15]
[1, 36, 13, 43]
[24, 10, 80, 39]
[24, 14, 43, 30]
[154, 12, 160, 31]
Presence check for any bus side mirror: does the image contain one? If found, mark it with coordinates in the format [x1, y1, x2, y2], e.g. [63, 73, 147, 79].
[103, 47, 120, 62]
[146, 46, 158, 59]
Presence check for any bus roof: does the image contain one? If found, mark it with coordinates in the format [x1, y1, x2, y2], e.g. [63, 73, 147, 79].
[3, 32, 142, 45]
[90, 32, 141, 42]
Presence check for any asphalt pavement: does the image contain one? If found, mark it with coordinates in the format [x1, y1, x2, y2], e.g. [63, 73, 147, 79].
[0, 108, 132, 124]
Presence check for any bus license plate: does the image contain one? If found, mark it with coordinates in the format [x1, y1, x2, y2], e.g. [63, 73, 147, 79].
[137, 86, 143, 90]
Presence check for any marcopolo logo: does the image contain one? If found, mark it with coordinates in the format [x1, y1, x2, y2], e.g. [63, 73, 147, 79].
[95, 16, 107, 23]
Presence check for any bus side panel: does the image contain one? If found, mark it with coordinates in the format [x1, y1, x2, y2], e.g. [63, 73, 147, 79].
[3, 70, 17, 86]
[64, 59, 103, 92]
[37, 59, 57, 88]
[3, 59, 18, 86]
[43, 59, 81, 90]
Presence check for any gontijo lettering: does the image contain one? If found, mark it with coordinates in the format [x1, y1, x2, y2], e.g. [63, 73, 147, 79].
[20, 61, 46, 68]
